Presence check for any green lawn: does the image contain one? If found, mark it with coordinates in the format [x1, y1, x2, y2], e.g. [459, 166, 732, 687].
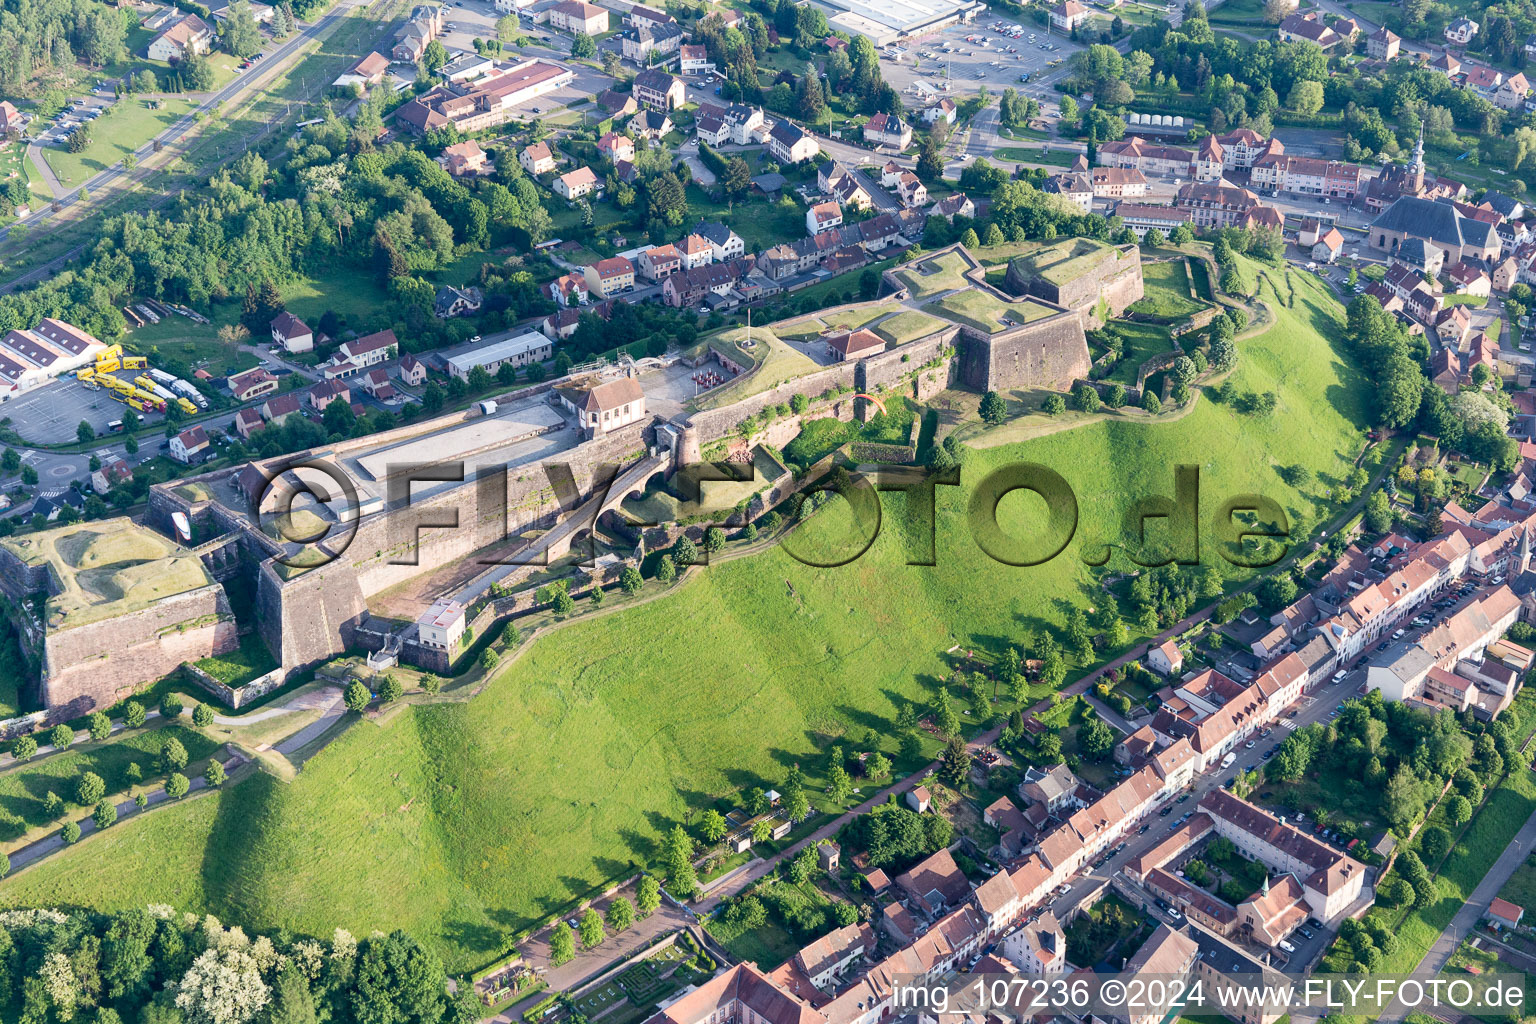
[194, 633, 279, 687]
[0, 268, 1377, 973]
[994, 147, 1076, 166]
[705, 879, 832, 969]
[125, 319, 257, 379]
[1103, 322, 1178, 385]
[42, 97, 199, 187]
[1129, 261, 1206, 320]
[930, 290, 1056, 334]
[892, 251, 973, 299]
[873, 310, 947, 345]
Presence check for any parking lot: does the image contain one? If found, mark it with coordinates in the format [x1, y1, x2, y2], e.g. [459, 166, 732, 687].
[880, 20, 1085, 100]
[33, 96, 113, 149]
[2, 372, 163, 444]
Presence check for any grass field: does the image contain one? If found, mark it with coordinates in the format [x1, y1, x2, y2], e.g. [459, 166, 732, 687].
[1103, 322, 1178, 385]
[194, 633, 279, 686]
[873, 311, 947, 345]
[42, 98, 199, 187]
[1129, 261, 1205, 320]
[930, 290, 1056, 333]
[891, 251, 972, 299]
[994, 147, 1077, 166]
[0, 266, 1376, 972]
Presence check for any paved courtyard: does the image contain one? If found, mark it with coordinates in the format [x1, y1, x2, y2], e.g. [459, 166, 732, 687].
[4, 372, 163, 444]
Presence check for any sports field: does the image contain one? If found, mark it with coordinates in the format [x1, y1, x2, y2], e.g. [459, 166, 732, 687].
[0, 267, 1375, 973]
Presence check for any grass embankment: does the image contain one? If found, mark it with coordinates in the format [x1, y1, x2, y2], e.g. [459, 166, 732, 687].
[0, 266, 1373, 971]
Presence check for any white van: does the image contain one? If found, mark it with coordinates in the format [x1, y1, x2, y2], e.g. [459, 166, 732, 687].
[1278, 940, 1296, 954]
[1220, 751, 1237, 770]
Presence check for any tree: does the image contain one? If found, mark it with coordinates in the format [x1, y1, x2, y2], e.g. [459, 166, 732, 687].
[1079, 717, 1115, 761]
[1073, 382, 1100, 413]
[656, 554, 677, 584]
[192, 702, 214, 728]
[700, 808, 728, 843]
[1287, 79, 1324, 115]
[264, 965, 318, 1024]
[85, 710, 111, 741]
[1043, 394, 1065, 415]
[62, 819, 81, 844]
[94, 799, 118, 829]
[637, 875, 661, 917]
[77, 771, 106, 805]
[1364, 490, 1392, 534]
[159, 737, 189, 774]
[51, 723, 76, 749]
[166, 773, 190, 799]
[579, 907, 605, 948]
[705, 526, 726, 553]
[161, 693, 184, 719]
[548, 922, 576, 966]
[11, 735, 36, 761]
[1141, 390, 1162, 414]
[979, 391, 1007, 425]
[220, 1, 264, 57]
[206, 760, 227, 787]
[867, 751, 891, 781]
[379, 674, 405, 703]
[77, 420, 96, 443]
[938, 735, 972, 787]
[664, 824, 699, 897]
[621, 565, 644, 594]
[607, 896, 635, 932]
[1445, 793, 1472, 826]
[344, 679, 372, 712]
[960, 227, 980, 249]
[932, 688, 961, 737]
[571, 31, 596, 57]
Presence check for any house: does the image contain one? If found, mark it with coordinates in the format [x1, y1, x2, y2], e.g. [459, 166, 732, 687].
[1487, 897, 1525, 929]
[638, 244, 684, 281]
[895, 172, 927, 208]
[308, 379, 350, 411]
[1149, 639, 1183, 677]
[1114, 203, 1193, 240]
[0, 101, 23, 137]
[1276, 12, 1338, 47]
[1443, 261, 1491, 297]
[169, 425, 210, 464]
[548, 0, 607, 33]
[1496, 73, 1531, 111]
[596, 89, 638, 119]
[693, 102, 765, 145]
[1100, 136, 1196, 177]
[661, 262, 741, 308]
[768, 119, 818, 164]
[434, 284, 483, 318]
[261, 393, 302, 425]
[392, 59, 574, 135]
[1090, 166, 1149, 198]
[1445, 16, 1478, 45]
[825, 328, 885, 361]
[398, 354, 427, 386]
[679, 44, 714, 75]
[632, 68, 685, 112]
[1465, 65, 1504, 94]
[678, 233, 714, 269]
[91, 456, 133, 495]
[1367, 26, 1400, 60]
[634, 109, 673, 140]
[863, 112, 913, 151]
[147, 13, 212, 61]
[231, 407, 265, 441]
[521, 142, 556, 175]
[440, 139, 488, 176]
[583, 256, 636, 296]
[622, 22, 684, 62]
[332, 51, 391, 93]
[556, 375, 647, 435]
[554, 166, 600, 200]
[1048, 0, 1089, 31]
[596, 132, 634, 164]
[359, 368, 396, 401]
[932, 194, 975, 222]
[807, 201, 843, 235]
[923, 98, 957, 125]
[1312, 227, 1345, 264]
[228, 367, 279, 402]
[336, 329, 398, 368]
[1431, 51, 1459, 77]
[270, 311, 314, 354]
[546, 272, 589, 306]
[907, 785, 932, 813]
[626, 2, 674, 29]
[694, 221, 745, 261]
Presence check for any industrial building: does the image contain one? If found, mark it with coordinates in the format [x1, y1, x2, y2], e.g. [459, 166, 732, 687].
[811, 0, 984, 45]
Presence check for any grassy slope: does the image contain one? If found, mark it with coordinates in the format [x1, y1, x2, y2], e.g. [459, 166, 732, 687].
[0, 269, 1371, 972]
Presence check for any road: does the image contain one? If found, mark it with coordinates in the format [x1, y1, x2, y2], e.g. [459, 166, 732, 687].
[0, 0, 381, 291]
